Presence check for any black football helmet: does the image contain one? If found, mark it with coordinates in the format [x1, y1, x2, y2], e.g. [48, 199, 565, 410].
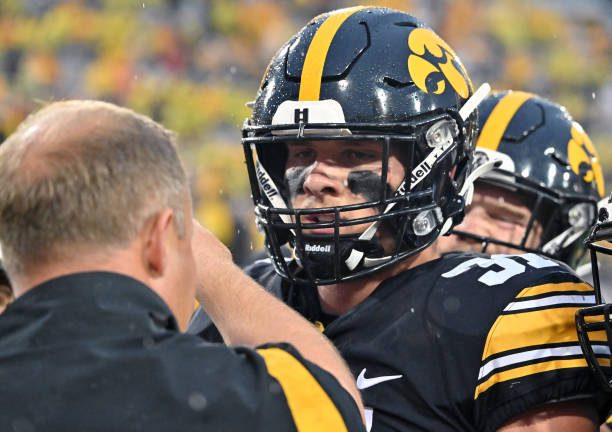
[576, 199, 612, 391]
[451, 91, 604, 268]
[242, 6, 486, 284]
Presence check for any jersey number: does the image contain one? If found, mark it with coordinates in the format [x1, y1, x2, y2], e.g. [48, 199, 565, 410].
[441, 253, 558, 286]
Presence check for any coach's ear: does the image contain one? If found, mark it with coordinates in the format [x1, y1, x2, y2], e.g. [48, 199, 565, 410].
[142, 209, 174, 278]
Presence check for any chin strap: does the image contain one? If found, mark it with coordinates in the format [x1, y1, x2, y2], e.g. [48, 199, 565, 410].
[347, 83, 492, 270]
[439, 82, 493, 235]
[541, 200, 598, 257]
[541, 225, 586, 256]
[459, 83, 491, 121]
[253, 156, 296, 238]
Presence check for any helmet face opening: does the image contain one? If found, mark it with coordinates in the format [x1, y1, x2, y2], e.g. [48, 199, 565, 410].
[243, 112, 469, 284]
[243, 6, 479, 284]
[452, 173, 597, 265]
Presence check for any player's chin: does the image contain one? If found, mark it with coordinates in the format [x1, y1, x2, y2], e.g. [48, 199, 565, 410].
[466, 242, 488, 253]
[483, 245, 517, 255]
[439, 238, 478, 254]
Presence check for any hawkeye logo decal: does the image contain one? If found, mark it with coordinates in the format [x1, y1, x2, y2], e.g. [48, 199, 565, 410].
[407, 28, 471, 98]
[567, 122, 604, 198]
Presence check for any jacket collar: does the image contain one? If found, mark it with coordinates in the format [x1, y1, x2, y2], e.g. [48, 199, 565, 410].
[2, 271, 179, 335]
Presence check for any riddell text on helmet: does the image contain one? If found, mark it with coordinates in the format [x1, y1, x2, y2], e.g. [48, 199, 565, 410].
[305, 244, 332, 253]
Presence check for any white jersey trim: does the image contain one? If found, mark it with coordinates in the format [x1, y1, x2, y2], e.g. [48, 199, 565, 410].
[478, 344, 609, 381]
[503, 294, 596, 312]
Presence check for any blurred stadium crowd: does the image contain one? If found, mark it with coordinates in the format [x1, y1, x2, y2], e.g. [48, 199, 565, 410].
[1, 0, 611, 263]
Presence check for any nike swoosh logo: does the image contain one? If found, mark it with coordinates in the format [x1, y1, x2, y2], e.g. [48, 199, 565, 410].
[356, 368, 402, 390]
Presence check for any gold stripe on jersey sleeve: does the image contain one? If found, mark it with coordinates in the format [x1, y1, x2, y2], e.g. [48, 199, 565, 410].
[482, 307, 606, 359]
[299, 6, 366, 101]
[477, 91, 533, 151]
[514, 281, 593, 298]
[475, 357, 611, 398]
[257, 347, 348, 432]
[481, 282, 598, 361]
[482, 306, 607, 360]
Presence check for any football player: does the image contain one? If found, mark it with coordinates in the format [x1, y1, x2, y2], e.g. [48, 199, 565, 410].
[437, 90, 610, 431]
[576, 197, 612, 431]
[438, 91, 604, 270]
[190, 7, 608, 431]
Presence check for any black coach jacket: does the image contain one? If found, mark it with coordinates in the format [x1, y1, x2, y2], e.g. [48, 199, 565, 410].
[0, 272, 363, 431]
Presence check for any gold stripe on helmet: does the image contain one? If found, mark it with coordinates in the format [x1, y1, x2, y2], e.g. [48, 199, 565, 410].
[477, 91, 533, 151]
[299, 6, 366, 101]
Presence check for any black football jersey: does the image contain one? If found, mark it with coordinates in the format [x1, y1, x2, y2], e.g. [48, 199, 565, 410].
[189, 251, 608, 431]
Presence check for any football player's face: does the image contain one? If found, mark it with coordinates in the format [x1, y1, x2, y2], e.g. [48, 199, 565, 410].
[284, 140, 405, 235]
[438, 183, 543, 255]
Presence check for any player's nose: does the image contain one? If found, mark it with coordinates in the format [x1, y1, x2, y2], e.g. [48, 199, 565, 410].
[302, 161, 344, 198]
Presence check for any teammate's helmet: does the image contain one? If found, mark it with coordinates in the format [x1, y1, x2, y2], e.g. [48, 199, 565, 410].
[576, 198, 612, 391]
[242, 6, 481, 284]
[452, 91, 604, 267]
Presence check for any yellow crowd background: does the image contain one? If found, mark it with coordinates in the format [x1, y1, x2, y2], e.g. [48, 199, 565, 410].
[1, 0, 611, 262]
